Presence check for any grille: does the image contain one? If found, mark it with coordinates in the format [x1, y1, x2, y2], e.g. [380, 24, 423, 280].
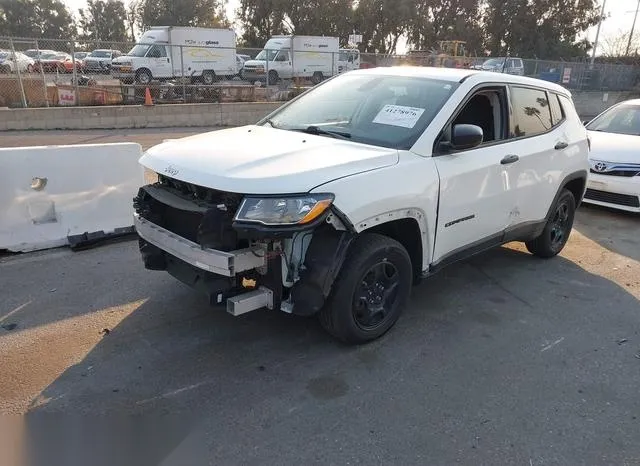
[135, 176, 245, 250]
[590, 169, 640, 178]
[584, 189, 640, 208]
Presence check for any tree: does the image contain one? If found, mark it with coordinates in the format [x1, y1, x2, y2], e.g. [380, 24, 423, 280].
[0, 0, 76, 40]
[78, 0, 130, 45]
[602, 30, 640, 58]
[484, 0, 600, 60]
[237, 0, 353, 48]
[353, 0, 412, 54]
[138, 0, 228, 31]
[407, 0, 484, 56]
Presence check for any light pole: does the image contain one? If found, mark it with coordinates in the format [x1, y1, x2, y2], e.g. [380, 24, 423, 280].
[626, 0, 640, 56]
[591, 0, 607, 65]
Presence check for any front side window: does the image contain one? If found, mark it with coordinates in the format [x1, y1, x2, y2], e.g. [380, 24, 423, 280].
[255, 49, 279, 61]
[147, 45, 167, 58]
[511, 87, 553, 137]
[447, 87, 507, 146]
[275, 51, 289, 62]
[586, 104, 640, 136]
[264, 74, 458, 149]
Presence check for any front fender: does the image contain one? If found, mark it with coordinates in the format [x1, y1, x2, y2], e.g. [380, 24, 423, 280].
[313, 152, 439, 271]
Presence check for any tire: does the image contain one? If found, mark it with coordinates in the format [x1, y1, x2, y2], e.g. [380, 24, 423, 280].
[319, 233, 413, 344]
[202, 71, 216, 85]
[136, 69, 152, 85]
[526, 189, 576, 258]
[27, 64, 34, 73]
[311, 72, 324, 85]
[267, 70, 278, 85]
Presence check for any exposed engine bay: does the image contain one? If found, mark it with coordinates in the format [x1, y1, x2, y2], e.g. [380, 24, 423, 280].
[133, 175, 353, 316]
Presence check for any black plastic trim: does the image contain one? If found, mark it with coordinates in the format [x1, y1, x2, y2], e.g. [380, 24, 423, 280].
[429, 232, 503, 274]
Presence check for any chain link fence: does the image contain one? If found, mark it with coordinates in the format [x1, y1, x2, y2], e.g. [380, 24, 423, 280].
[1, 36, 639, 108]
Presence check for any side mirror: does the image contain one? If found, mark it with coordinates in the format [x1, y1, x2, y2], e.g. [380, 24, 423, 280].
[582, 120, 590, 126]
[451, 124, 484, 150]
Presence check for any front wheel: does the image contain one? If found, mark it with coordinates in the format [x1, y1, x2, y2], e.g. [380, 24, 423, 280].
[319, 233, 413, 344]
[526, 189, 576, 258]
[27, 64, 34, 73]
[136, 69, 152, 85]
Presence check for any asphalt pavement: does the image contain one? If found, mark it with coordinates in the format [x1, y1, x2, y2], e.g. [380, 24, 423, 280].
[1, 204, 638, 465]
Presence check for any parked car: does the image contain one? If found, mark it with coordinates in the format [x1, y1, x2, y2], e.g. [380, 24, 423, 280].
[34, 52, 70, 73]
[133, 67, 589, 344]
[84, 49, 122, 73]
[62, 53, 88, 73]
[583, 99, 640, 213]
[473, 57, 525, 75]
[0, 50, 35, 73]
[24, 49, 58, 60]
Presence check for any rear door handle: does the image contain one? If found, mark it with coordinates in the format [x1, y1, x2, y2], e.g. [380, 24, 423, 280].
[555, 142, 569, 150]
[500, 154, 520, 165]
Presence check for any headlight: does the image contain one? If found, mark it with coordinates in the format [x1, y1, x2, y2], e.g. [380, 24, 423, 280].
[234, 194, 334, 226]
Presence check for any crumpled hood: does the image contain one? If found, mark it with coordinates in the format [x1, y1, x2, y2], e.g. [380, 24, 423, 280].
[588, 130, 640, 164]
[139, 125, 399, 194]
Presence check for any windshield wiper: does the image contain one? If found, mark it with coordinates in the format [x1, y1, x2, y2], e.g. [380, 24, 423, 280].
[263, 118, 277, 128]
[293, 126, 352, 141]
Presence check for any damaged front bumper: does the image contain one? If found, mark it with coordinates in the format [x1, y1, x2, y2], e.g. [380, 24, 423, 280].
[134, 214, 267, 277]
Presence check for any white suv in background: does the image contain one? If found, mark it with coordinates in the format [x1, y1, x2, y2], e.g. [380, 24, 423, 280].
[134, 67, 589, 344]
[584, 99, 640, 213]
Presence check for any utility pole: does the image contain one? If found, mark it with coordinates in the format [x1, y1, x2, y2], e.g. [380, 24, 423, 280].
[626, 0, 640, 56]
[591, 0, 607, 65]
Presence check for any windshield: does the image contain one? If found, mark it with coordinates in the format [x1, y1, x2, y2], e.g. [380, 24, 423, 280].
[483, 58, 505, 67]
[90, 50, 111, 58]
[128, 44, 150, 57]
[263, 74, 458, 149]
[587, 105, 640, 135]
[41, 53, 57, 59]
[255, 49, 279, 61]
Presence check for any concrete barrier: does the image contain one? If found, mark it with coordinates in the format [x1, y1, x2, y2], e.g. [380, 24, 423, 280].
[0, 143, 144, 252]
[0, 102, 282, 131]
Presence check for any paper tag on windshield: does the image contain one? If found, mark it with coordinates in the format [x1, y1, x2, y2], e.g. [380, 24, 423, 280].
[373, 105, 425, 128]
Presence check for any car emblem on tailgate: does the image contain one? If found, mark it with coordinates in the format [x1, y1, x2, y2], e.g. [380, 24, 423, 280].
[593, 162, 608, 172]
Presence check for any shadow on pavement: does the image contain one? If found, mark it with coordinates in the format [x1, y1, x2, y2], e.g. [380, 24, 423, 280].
[575, 204, 640, 262]
[23, 244, 640, 465]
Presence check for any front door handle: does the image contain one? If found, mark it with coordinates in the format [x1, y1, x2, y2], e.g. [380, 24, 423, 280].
[501, 154, 520, 165]
[555, 141, 569, 150]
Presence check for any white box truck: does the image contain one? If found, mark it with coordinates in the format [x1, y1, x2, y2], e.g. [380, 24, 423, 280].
[242, 35, 340, 84]
[111, 26, 237, 85]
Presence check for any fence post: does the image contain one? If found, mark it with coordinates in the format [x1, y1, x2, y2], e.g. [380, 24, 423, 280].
[35, 40, 49, 107]
[180, 44, 186, 103]
[71, 41, 80, 107]
[332, 51, 335, 77]
[10, 38, 28, 108]
[266, 49, 270, 87]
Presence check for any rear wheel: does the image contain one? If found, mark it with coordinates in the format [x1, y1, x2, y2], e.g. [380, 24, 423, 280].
[526, 189, 576, 258]
[311, 72, 324, 85]
[202, 70, 216, 85]
[319, 234, 412, 344]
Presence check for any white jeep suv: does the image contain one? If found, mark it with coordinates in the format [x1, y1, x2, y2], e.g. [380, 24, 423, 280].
[134, 67, 589, 344]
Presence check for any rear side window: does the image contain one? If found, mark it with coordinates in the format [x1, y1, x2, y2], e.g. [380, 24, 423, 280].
[549, 93, 564, 126]
[510, 86, 553, 137]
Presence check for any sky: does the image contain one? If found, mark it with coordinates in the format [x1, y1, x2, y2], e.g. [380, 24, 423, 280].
[62, 0, 639, 55]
